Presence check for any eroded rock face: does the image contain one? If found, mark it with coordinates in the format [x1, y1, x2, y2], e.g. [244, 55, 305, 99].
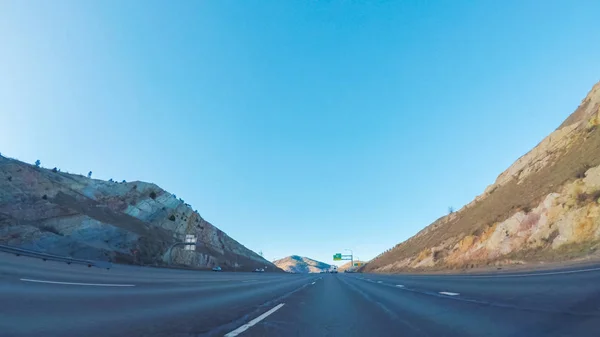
[363, 82, 600, 273]
[441, 172, 600, 268]
[0, 157, 279, 271]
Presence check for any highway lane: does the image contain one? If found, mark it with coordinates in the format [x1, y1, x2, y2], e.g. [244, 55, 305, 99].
[1, 252, 600, 337]
[244, 270, 600, 337]
[236, 266, 600, 336]
[0, 253, 318, 337]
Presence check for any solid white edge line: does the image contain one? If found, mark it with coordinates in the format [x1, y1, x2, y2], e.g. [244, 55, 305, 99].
[396, 284, 404, 288]
[224, 303, 285, 337]
[20, 278, 135, 287]
[468, 267, 600, 278]
[377, 281, 383, 283]
[439, 292, 460, 296]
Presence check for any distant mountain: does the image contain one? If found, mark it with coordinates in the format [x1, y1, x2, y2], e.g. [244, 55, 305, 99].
[0, 155, 281, 272]
[273, 255, 332, 273]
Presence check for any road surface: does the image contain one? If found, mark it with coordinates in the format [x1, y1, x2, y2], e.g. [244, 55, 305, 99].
[1, 252, 599, 336]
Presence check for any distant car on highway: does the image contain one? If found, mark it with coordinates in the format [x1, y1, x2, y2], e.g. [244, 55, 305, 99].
[253, 268, 264, 272]
[212, 266, 222, 272]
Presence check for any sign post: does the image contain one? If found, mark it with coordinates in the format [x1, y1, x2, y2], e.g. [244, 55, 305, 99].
[333, 250, 356, 270]
[345, 249, 353, 269]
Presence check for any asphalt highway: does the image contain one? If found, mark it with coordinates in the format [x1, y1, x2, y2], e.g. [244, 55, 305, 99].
[1, 252, 599, 337]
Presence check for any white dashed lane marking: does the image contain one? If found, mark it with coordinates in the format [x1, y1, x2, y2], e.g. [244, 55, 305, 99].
[396, 285, 404, 288]
[224, 303, 285, 337]
[439, 292, 460, 296]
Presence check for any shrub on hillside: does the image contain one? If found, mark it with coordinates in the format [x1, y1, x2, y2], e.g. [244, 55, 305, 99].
[576, 190, 600, 205]
[575, 164, 591, 179]
[472, 226, 484, 237]
[594, 190, 600, 203]
[149, 191, 157, 200]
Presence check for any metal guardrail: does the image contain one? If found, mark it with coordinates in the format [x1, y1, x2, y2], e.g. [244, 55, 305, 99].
[0, 244, 112, 269]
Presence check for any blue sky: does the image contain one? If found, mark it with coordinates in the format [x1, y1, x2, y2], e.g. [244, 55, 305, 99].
[1, 1, 599, 265]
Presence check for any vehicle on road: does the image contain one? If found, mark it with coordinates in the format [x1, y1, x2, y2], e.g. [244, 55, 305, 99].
[212, 266, 222, 272]
[253, 268, 265, 272]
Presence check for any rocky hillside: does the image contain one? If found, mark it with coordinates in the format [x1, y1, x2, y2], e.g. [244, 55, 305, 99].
[273, 255, 332, 273]
[0, 156, 280, 272]
[338, 260, 365, 271]
[363, 81, 600, 273]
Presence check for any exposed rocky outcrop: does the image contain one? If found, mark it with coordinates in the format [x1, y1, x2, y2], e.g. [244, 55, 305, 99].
[362, 81, 600, 273]
[273, 255, 332, 273]
[0, 156, 280, 271]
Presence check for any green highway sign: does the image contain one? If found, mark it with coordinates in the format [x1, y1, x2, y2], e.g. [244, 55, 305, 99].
[333, 253, 342, 261]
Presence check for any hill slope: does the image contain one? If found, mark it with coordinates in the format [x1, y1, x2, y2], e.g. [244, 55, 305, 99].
[338, 260, 365, 271]
[273, 255, 332, 273]
[0, 155, 280, 272]
[363, 81, 600, 273]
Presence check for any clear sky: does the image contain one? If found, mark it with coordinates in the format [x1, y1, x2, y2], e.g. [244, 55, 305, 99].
[1, 1, 599, 265]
